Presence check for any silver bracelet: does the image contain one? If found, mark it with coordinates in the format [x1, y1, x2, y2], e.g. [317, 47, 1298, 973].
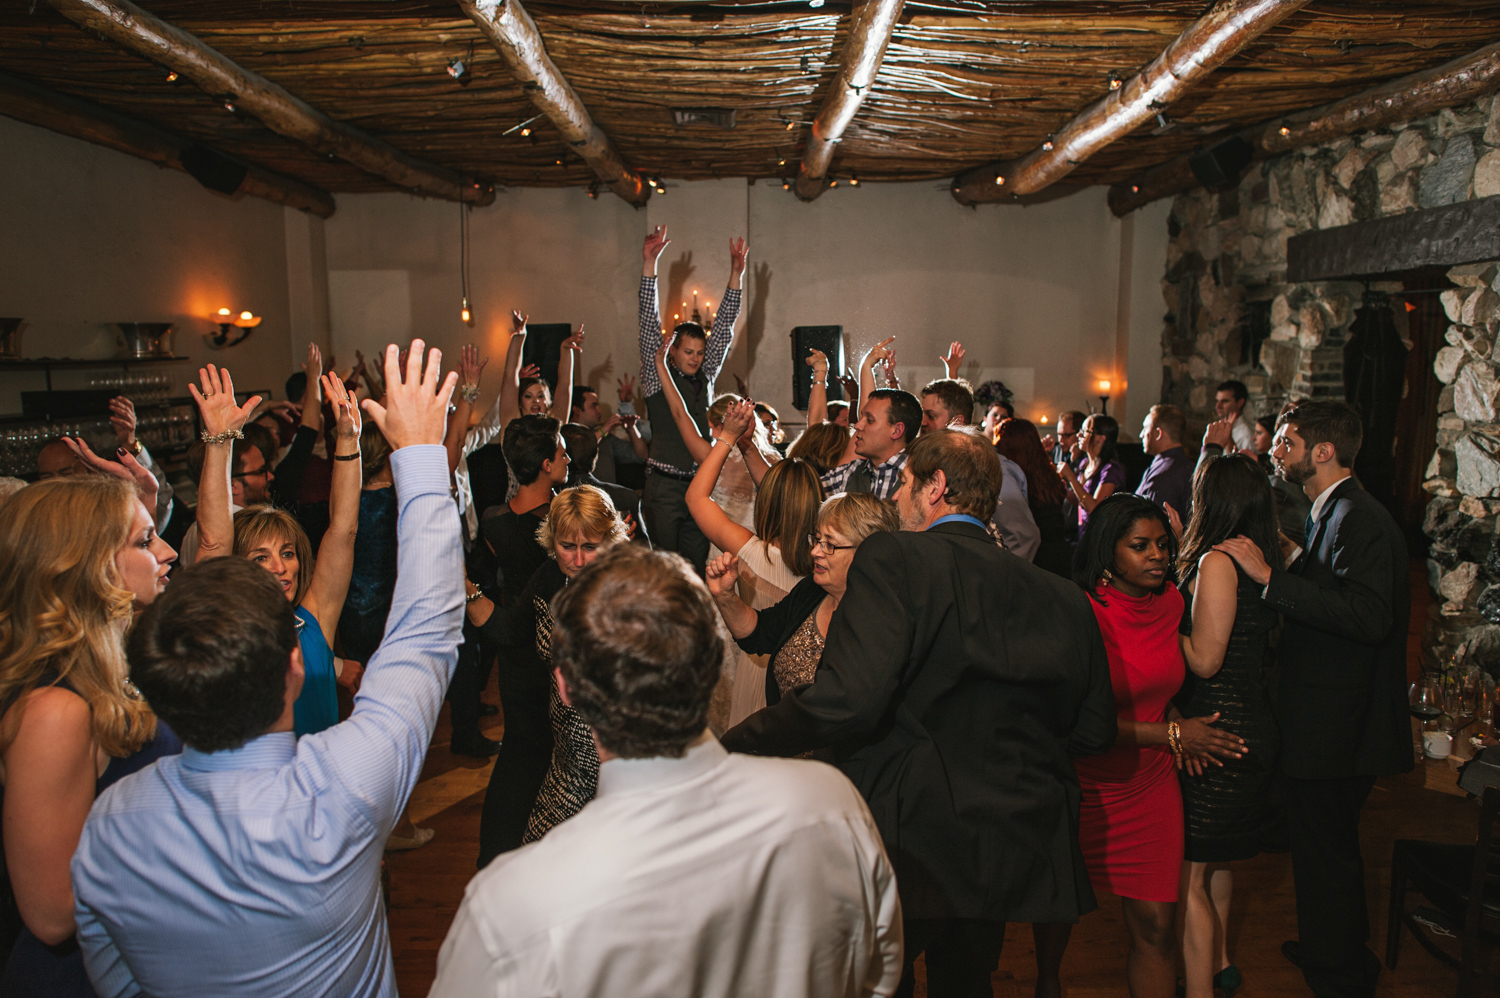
[200, 428, 244, 445]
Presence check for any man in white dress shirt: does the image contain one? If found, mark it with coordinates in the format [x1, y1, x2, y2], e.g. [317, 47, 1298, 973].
[429, 545, 903, 998]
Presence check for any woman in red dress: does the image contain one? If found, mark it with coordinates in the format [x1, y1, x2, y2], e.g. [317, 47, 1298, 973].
[1059, 494, 1245, 998]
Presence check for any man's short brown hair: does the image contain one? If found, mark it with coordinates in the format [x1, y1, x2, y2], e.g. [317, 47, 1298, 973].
[1148, 404, 1186, 444]
[1277, 399, 1363, 468]
[551, 546, 723, 759]
[1058, 410, 1087, 433]
[905, 427, 1002, 519]
[919, 378, 975, 426]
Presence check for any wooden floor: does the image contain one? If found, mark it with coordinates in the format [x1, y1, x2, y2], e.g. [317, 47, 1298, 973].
[387, 563, 1480, 997]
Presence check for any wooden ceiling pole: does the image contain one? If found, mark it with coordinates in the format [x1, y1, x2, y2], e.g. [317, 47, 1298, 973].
[44, 0, 492, 205]
[0, 70, 336, 217]
[459, 0, 647, 206]
[793, 0, 905, 202]
[1109, 40, 1500, 215]
[952, 0, 1312, 206]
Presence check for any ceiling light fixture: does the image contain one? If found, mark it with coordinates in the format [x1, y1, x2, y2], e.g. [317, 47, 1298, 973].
[447, 57, 466, 80]
[1042, 135, 1054, 151]
[503, 113, 544, 137]
[1131, 184, 1140, 193]
[165, 70, 178, 82]
[1108, 73, 1122, 91]
[1279, 125, 1291, 136]
[458, 199, 474, 326]
[223, 100, 236, 113]
[849, 175, 859, 186]
[994, 174, 1006, 186]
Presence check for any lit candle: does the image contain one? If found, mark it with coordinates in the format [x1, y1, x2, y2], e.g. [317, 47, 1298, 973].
[1098, 379, 1111, 393]
[1041, 415, 1049, 424]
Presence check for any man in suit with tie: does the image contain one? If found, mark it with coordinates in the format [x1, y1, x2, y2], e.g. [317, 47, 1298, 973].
[723, 427, 1118, 997]
[1215, 400, 1411, 998]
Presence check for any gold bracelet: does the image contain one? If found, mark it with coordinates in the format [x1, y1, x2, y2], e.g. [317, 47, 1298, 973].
[1167, 720, 1182, 760]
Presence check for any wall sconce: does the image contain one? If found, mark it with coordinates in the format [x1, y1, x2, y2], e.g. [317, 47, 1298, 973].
[207, 307, 261, 349]
[1097, 379, 1112, 416]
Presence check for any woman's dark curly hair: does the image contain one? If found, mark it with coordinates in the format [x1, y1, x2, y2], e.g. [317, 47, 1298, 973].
[550, 546, 722, 759]
[1071, 493, 1177, 603]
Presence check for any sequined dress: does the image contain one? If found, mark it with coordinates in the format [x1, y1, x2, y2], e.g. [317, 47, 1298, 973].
[523, 594, 600, 844]
[1175, 563, 1279, 863]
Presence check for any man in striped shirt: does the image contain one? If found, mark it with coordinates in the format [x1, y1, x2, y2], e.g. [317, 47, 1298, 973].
[637, 224, 747, 573]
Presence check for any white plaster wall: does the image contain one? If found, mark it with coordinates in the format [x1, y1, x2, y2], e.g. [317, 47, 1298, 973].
[0, 116, 296, 414]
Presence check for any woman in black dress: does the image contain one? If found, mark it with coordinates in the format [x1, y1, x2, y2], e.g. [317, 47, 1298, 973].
[995, 418, 1073, 576]
[1174, 453, 1282, 998]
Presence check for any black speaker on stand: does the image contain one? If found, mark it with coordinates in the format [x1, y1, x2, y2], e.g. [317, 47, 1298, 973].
[790, 326, 845, 412]
[519, 323, 573, 394]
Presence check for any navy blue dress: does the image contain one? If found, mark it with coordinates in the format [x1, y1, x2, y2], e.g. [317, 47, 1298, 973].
[0, 683, 181, 997]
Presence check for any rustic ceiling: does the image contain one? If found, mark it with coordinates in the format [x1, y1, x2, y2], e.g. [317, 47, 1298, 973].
[3, 0, 1500, 196]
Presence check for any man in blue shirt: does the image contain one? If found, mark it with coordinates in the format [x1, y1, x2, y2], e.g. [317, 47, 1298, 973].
[1136, 403, 1193, 522]
[72, 343, 464, 998]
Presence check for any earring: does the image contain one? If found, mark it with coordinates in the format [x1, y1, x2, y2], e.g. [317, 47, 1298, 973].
[1101, 568, 1113, 584]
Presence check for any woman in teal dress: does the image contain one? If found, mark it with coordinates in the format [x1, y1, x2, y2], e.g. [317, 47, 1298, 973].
[192, 363, 362, 735]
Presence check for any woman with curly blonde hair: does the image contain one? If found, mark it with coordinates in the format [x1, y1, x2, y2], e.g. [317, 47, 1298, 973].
[0, 474, 180, 996]
[465, 485, 630, 859]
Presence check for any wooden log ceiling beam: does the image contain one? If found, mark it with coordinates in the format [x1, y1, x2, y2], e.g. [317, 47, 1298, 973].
[459, 0, 648, 206]
[793, 0, 905, 202]
[0, 70, 335, 217]
[951, 0, 1312, 206]
[45, 0, 493, 205]
[1108, 40, 1500, 216]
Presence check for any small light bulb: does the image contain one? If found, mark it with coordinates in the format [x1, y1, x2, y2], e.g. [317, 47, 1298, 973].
[1042, 137, 1054, 151]
[520, 127, 531, 137]
[239, 311, 253, 321]
[648, 178, 658, 188]
[995, 175, 1006, 186]
[165, 70, 178, 82]
[1041, 415, 1049, 424]
[461, 307, 471, 323]
[830, 179, 838, 188]
[785, 120, 795, 131]
[1098, 380, 1111, 392]
[1131, 184, 1140, 193]
[783, 181, 791, 190]
[218, 308, 231, 317]
[1108, 74, 1122, 91]
[1279, 125, 1291, 137]
[223, 101, 236, 113]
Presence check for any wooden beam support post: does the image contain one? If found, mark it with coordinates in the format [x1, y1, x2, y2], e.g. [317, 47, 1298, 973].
[0, 70, 335, 217]
[459, 0, 647, 206]
[45, 0, 492, 205]
[1109, 40, 1500, 216]
[793, 0, 905, 202]
[953, 0, 1311, 206]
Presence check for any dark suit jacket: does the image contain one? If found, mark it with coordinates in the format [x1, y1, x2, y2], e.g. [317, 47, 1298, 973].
[575, 473, 651, 549]
[721, 520, 1117, 923]
[1261, 477, 1412, 780]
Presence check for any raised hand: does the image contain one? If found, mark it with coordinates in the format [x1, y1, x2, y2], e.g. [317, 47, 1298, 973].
[882, 350, 901, 389]
[359, 340, 458, 450]
[718, 399, 755, 442]
[616, 373, 636, 403]
[704, 552, 741, 598]
[941, 340, 966, 379]
[562, 324, 586, 354]
[728, 236, 749, 278]
[62, 436, 159, 513]
[322, 372, 361, 441]
[190, 365, 262, 439]
[1203, 416, 1234, 451]
[805, 347, 829, 376]
[460, 344, 488, 387]
[511, 310, 529, 336]
[1040, 432, 1057, 451]
[303, 341, 323, 381]
[643, 224, 671, 264]
[862, 335, 895, 371]
[519, 363, 541, 381]
[835, 372, 859, 402]
[108, 396, 138, 448]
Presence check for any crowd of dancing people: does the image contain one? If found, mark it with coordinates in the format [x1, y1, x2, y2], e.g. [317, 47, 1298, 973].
[0, 226, 1412, 998]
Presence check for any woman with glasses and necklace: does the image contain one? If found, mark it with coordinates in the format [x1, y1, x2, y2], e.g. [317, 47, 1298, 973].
[706, 493, 899, 714]
[1058, 413, 1126, 535]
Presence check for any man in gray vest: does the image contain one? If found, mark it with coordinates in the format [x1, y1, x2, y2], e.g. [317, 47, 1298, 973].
[637, 224, 748, 573]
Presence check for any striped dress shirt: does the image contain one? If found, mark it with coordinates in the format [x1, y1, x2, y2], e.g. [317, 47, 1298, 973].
[72, 444, 464, 998]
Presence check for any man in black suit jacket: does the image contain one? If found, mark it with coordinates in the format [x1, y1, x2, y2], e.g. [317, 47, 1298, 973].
[560, 423, 651, 547]
[1217, 400, 1410, 998]
[722, 428, 1117, 997]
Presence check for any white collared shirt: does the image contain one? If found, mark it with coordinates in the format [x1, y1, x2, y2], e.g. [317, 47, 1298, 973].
[1284, 474, 1351, 567]
[430, 731, 904, 998]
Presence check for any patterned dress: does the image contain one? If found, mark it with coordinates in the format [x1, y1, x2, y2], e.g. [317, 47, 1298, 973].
[522, 593, 600, 844]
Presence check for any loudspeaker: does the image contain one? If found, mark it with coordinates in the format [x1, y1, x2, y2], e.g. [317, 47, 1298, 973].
[790, 326, 845, 412]
[180, 145, 249, 196]
[1188, 136, 1255, 190]
[519, 323, 573, 399]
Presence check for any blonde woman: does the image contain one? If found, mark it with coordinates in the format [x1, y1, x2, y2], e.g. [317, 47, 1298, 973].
[192, 364, 362, 737]
[0, 476, 179, 996]
[464, 486, 629, 847]
[708, 493, 899, 709]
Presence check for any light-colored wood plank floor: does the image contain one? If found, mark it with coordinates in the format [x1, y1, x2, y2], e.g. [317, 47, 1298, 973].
[388, 564, 1476, 997]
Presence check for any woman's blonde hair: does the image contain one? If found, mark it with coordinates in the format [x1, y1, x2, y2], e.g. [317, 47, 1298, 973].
[537, 485, 630, 554]
[708, 393, 782, 467]
[753, 458, 822, 577]
[788, 422, 850, 475]
[233, 505, 315, 605]
[0, 476, 157, 757]
[818, 492, 900, 546]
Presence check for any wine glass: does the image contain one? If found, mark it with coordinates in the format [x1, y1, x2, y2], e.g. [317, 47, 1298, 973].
[1411, 675, 1444, 727]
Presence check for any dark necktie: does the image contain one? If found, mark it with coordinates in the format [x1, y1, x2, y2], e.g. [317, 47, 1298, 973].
[1303, 513, 1316, 550]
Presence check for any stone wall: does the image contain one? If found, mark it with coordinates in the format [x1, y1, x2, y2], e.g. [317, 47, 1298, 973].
[1158, 92, 1500, 671]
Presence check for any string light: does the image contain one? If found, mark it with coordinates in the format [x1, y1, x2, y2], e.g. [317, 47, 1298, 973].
[165, 70, 178, 82]
[1042, 135, 1054, 151]
[1131, 184, 1140, 193]
[520, 127, 531, 137]
[1108, 73, 1122, 91]
[223, 100, 236, 113]
[783, 180, 791, 190]
[785, 120, 796, 131]
[994, 174, 1006, 186]
[849, 175, 860, 186]
[1279, 125, 1291, 137]
[648, 177, 659, 188]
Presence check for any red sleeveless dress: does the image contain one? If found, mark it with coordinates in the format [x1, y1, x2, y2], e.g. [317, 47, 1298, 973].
[1074, 584, 1187, 903]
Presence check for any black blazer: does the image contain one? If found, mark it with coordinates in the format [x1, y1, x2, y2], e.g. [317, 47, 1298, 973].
[1261, 477, 1412, 780]
[721, 520, 1117, 923]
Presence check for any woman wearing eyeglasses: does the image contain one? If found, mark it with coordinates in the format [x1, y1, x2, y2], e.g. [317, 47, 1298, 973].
[706, 493, 899, 716]
[1058, 413, 1126, 534]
